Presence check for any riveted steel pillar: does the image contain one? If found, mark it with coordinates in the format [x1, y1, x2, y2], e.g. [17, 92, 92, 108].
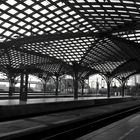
[55, 74, 59, 96]
[20, 71, 29, 101]
[73, 76, 78, 99]
[43, 82, 47, 93]
[107, 80, 111, 98]
[24, 73, 29, 97]
[9, 78, 15, 97]
[72, 62, 79, 99]
[42, 78, 47, 94]
[121, 78, 126, 97]
[122, 82, 125, 97]
[81, 79, 84, 96]
[105, 76, 112, 98]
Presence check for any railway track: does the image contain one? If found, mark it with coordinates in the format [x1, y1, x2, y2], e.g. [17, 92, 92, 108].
[40, 105, 140, 140]
[8, 103, 140, 140]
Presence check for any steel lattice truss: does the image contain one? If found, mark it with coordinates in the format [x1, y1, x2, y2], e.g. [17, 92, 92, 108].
[0, 0, 140, 80]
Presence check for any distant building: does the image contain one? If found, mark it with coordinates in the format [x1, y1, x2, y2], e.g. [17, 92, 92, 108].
[128, 75, 140, 86]
[0, 84, 8, 91]
[136, 75, 140, 84]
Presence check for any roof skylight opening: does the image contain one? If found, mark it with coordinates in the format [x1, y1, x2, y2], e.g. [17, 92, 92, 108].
[61, 14, 68, 18]
[25, 17, 33, 22]
[33, 28, 39, 32]
[49, 5, 57, 11]
[56, 10, 63, 15]
[24, 0, 34, 5]
[9, 18, 18, 23]
[4, 31, 12, 36]
[79, 19, 84, 22]
[0, 4, 9, 10]
[73, 30, 78, 33]
[57, 27, 62, 31]
[0, 28, 4, 33]
[57, 2, 65, 7]
[11, 26, 19, 31]
[80, 27, 85, 31]
[2, 23, 11, 28]
[33, 21, 39, 26]
[52, 24, 58, 28]
[71, 21, 77, 25]
[25, 32, 31, 36]
[74, 15, 80, 19]
[46, 21, 53, 25]
[69, 11, 76, 15]
[33, 13, 40, 18]
[48, 14, 55, 18]
[16, 4, 25, 10]
[8, 9, 17, 15]
[40, 9, 48, 14]
[33, 5, 41, 10]
[59, 21, 65, 25]
[45, 28, 51, 32]
[18, 29, 26, 34]
[40, 17, 46, 22]
[7, 0, 17, 6]
[1, 14, 10, 20]
[25, 9, 33, 14]
[62, 30, 67, 33]
[54, 17, 60, 22]
[66, 18, 73, 22]
[129, 37, 135, 40]
[18, 21, 26, 26]
[25, 25, 31, 30]
[39, 24, 45, 29]
[123, 1, 134, 4]
[98, 0, 106, 2]
[17, 13, 26, 19]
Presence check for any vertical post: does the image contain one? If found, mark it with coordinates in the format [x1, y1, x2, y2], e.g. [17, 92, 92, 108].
[43, 83, 46, 93]
[106, 76, 111, 98]
[121, 80, 126, 97]
[107, 80, 110, 98]
[59, 79, 61, 93]
[43, 79, 47, 94]
[88, 77, 90, 94]
[55, 74, 59, 96]
[73, 76, 78, 99]
[120, 77, 126, 98]
[72, 62, 79, 99]
[81, 79, 84, 96]
[9, 77, 15, 97]
[28, 78, 30, 91]
[20, 72, 24, 101]
[9, 79, 12, 97]
[9, 80, 12, 97]
[20, 71, 28, 101]
[24, 73, 29, 100]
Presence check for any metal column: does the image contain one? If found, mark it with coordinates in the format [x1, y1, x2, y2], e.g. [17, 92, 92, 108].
[20, 71, 29, 101]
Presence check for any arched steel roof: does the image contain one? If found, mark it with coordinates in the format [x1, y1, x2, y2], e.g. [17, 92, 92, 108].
[0, 0, 140, 79]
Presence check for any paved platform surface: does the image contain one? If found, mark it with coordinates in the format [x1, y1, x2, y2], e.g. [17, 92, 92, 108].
[0, 99, 140, 139]
[77, 111, 140, 140]
[0, 96, 129, 105]
[0, 92, 126, 100]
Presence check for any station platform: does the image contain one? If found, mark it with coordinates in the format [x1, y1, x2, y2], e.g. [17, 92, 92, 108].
[0, 96, 133, 121]
[0, 92, 76, 99]
[0, 96, 129, 105]
[0, 93, 107, 99]
[0, 97, 140, 139]
[77, 111, 140, 140]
